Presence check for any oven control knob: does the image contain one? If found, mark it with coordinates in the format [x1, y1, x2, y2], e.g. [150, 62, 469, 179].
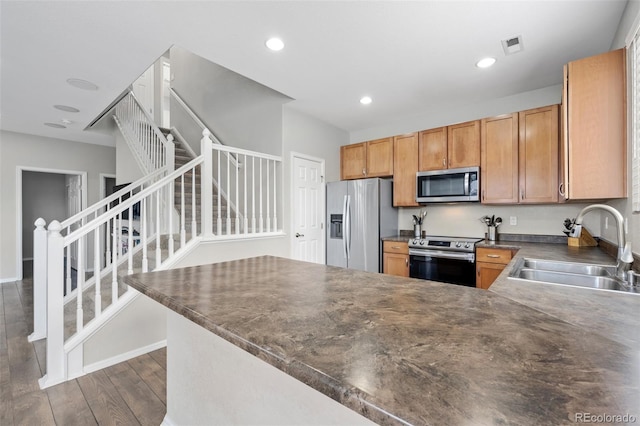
[419, 240, 425, 245]
[464, 242, 471, 248]
[455, 242, 462, 248]
[412, 239, 418, 245]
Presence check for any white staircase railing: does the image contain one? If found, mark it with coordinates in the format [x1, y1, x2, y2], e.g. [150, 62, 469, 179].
[38, 156, 204, 389]
[29, 167, 167, 342]
[114, 91, 175, 175]
[202, 130, 281, 236]
[33, 97, 283, 389]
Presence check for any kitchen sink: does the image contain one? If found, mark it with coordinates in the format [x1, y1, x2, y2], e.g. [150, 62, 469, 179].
[519, 258, 616, 277]
[508, 258, 639, 294]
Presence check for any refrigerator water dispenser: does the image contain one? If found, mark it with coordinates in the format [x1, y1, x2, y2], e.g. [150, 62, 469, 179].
[330, 214, 343, 239]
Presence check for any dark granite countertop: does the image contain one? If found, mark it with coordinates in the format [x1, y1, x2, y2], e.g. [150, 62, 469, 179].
[124, 255, 640, 425]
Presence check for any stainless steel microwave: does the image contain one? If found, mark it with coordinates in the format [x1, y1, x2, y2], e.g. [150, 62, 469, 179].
[416, 166, 479, 203]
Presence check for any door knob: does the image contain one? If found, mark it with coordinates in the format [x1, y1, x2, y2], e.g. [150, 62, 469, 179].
[295, 233, 305, 238]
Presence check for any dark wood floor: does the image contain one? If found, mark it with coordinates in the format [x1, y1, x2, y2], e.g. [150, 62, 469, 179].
[1, 264, 167, 425]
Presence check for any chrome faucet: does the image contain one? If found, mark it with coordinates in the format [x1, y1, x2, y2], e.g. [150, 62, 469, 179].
[569, 204, 633, 280]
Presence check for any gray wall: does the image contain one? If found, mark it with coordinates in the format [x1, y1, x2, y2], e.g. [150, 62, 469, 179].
[21, 171, 67, 259]
[0, 130, 116, 281]
[170, 46, 291, 156]
[282, 106, 350, 245]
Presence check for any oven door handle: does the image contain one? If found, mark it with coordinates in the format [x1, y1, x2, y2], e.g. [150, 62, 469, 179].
[409, 249, 475, 262]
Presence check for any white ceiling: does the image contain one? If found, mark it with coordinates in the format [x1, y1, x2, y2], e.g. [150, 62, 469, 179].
[0, 1, 629, 147]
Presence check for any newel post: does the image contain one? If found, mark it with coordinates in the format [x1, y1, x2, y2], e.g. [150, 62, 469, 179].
[166, 133, 175, 172]
[39, 220, 66, 389]
[28, 218, 48, 342]
[201, 129, 213, 237]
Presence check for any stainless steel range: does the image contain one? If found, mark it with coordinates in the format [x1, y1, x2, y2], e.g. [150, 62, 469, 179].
[408, 235, 483, 287]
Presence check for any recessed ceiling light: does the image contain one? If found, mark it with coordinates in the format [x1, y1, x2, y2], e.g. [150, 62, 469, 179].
[265, 37, 284, 51]
[66, 78, 99, 90]
[360, 96, 372, 105]
[44, 122, 66, 129]
[476, 57, 497, 68]
[54, 105, 80, 113]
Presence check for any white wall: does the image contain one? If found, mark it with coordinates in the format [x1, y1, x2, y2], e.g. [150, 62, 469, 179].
[400, 203, 600, 240]
[84, 294, 167, 368]
[115, 131, 144, 185]
[350, 85, 562, 144]
[0, 130, 116, 281]
[174, 236, 289, 268]
[281, 107, 350, 256]
[170, 46, 291, 156]
[283, 106, 348, 184]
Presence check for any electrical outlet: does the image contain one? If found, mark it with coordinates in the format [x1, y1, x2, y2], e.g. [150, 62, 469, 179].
[605, 217, 609, 229]
[510, 216, 517, 226]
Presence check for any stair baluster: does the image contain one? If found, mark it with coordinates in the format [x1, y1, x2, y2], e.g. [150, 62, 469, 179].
[94, 227, 102, 315]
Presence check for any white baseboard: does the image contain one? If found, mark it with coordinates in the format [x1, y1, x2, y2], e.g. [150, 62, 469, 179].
[0, 277, 19, 284]
[28, 332, 46, 342]
[161, 415, 177, 426]
[82, 339, 167, 376]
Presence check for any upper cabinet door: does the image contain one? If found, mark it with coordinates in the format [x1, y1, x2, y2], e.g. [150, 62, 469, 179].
[481, 114, 519, 204]
[448, 120, 480, 168]
[366, 137, 394, 177]
[519, 105, 559, 204]
[563, 48, 626, 200]
[393, 133, 419, 207]
[418, 127, 448, 171]
[340, 142, 367, 180]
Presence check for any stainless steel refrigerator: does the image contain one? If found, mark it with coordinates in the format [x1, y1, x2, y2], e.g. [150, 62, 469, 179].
[326, 178, 398, 273]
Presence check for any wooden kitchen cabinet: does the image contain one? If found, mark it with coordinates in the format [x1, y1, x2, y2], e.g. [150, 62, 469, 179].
[418, 127, 448, 170]
[341, 142, 366, 180]
[475, 247, 513, 289]
[447, 120, 481, 168]
[481, 113, 519, 203]
[418, 121, 480, 171]
[561, 48, 626, 200]
[393, 133, 419, 207]
[481, 106, 559, 204]
[366, 137, 394, 177]
[519, 105, 559, 204]
[383, 241, 410, 277]
[340, 138, 393, 180]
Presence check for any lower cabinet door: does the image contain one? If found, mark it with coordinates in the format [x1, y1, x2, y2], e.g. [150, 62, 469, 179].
[476, 262, 505, 289]
[384, 253, 410, 277]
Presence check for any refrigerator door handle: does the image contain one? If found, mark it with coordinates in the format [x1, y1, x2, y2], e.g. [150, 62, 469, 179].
[345, 195, 351, 260]
[342, 195, 348, 260]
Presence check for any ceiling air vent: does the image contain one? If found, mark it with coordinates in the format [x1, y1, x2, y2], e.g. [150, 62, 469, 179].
[502, 35, 524, 55]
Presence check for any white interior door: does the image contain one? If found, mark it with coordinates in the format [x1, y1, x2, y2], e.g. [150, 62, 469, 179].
[133, 65, 155, 116]
[291, 154, 325, 264]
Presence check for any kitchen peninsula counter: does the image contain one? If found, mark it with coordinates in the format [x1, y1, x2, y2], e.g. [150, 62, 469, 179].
[124, 255, 639, 425]
[482, 240, 640, 352]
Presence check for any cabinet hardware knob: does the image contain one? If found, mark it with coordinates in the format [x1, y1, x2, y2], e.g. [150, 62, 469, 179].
[559, 182, 565, 196]
[362, 168, 366, 175]
[405, 258, 409, 266]
[443, 158, 446, 167]
[487, 254, 500, 258]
